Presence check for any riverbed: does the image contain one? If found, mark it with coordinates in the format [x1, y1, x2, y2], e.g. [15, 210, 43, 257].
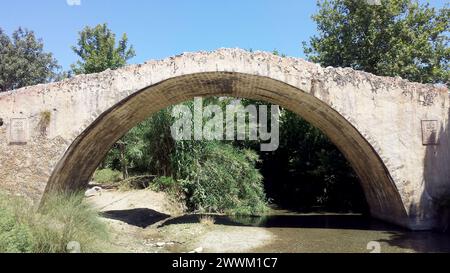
[161, 209, 450, 253]
[89, 189, 450, 253]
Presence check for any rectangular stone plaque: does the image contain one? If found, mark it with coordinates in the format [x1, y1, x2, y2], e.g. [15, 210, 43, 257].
[421, 120, 439, 145]
[9, 118, 28, 145]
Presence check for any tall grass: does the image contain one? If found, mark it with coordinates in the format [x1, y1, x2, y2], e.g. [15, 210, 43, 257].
[0, 195, 34, 253]
[0, 192, 109, 253]
[199, 215, 215, 226]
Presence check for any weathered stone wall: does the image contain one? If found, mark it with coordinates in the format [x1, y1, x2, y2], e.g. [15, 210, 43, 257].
[0, 48, 448, 230]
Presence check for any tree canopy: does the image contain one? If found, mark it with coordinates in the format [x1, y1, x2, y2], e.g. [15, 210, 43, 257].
[71, 23, 136, 75]
[0, 28, 60, 92]
[303, 0, 449, 84]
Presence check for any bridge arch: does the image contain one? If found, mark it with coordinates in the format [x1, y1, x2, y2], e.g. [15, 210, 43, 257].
[44, 71, 407, 227]
[1, 49, 448, 230]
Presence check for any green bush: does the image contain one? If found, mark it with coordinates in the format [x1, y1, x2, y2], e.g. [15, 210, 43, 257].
[93, 168, 123, 184]
[151, 176, 186, 203]
[0, 192, 109, 253]
[153, 176, 177, 191]
[174, 142, 268, 215]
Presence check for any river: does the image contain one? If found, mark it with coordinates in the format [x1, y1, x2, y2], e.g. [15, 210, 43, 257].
[164, 209, 450, 253]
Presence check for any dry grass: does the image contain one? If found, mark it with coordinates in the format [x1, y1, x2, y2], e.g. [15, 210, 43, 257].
[0, 192, 110, 253]
[199, 215, 216, 226]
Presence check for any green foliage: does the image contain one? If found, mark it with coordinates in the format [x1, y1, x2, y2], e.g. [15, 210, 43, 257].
[0, 28, 60, 91]
[303, 0, 449, 84]
[103, 110, 174, 177]
[272, 49, 287, 57]
[174, 142, 268, 215]
[103, 126, 147, 178]
[153, 176, 178, 191]
[261, 110, 366, 212]
[0, 199, 34, 253]
[139, 109, 175, 176]
[93, 168, 123, 184]
[124, 107, 174, 176]
[0, 192, 108, 253]
[71, 23, 136, 75]
[235, 100, 367, 212]
[102, 98, 269, 215]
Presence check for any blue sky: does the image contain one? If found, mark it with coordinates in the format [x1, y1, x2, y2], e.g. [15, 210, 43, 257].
[0, 0, 446, 71]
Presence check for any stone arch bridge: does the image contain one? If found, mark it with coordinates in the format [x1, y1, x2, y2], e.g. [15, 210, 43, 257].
[0, 49, 448, 230]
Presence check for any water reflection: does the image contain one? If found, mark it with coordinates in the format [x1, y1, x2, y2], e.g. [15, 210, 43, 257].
[160, 210, 450, 253]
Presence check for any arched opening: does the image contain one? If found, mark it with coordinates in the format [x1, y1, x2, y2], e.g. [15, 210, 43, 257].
[44, 72, 407, 226]
[255, 108, 369, 214]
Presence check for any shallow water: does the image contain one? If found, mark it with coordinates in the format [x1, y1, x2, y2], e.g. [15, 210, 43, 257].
[162, 209, 450, 253]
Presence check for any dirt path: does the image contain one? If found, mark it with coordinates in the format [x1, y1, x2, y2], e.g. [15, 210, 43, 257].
[86, 188, 274, 253]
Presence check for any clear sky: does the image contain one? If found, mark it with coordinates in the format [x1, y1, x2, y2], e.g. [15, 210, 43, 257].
[0, 0, 446, 71]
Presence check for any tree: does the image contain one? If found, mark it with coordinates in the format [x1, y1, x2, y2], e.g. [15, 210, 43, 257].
[0, 28, 60, 92]
[71, 23, 135, 75]
[303, 0, 449, 84]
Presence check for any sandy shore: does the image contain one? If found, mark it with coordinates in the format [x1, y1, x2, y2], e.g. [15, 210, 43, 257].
[86, 188, 274, 253]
